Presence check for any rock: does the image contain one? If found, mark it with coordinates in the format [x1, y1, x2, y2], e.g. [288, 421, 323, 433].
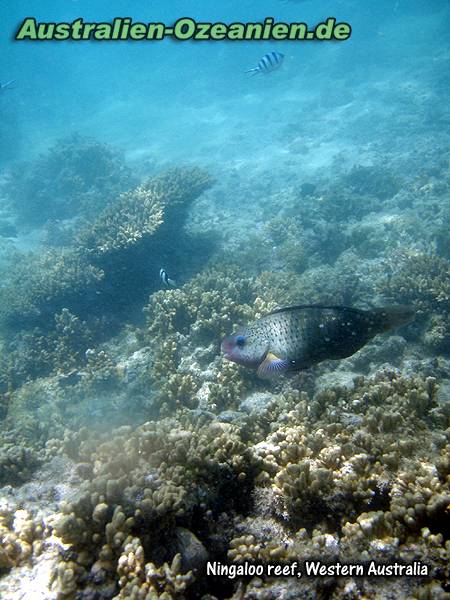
[314, 371, 357, 394]
[217, 410, 245, 423]
[239, 392, 274, 416]
[175, 527, 208, 572]
[436, 379, 450, 407]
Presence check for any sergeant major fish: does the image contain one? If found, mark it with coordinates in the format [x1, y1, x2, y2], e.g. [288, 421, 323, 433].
[159, 268, 176, 287]
[246, 52, 284, 76]
[221, 304, 414, 378]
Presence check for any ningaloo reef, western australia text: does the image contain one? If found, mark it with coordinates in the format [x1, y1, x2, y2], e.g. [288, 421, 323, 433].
[14, 17, 351, 42]
[207, 560, 430, 579]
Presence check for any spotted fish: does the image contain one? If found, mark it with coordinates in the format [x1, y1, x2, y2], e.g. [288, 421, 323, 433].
[221, 304, 414, 378]
[245, 52, 284, 76]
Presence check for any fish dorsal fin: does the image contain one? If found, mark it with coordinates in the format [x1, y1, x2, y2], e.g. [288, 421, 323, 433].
[266, 305, 367, 317]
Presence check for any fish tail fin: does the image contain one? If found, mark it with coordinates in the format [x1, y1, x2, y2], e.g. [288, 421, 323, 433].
[245, 68, 260, 76]
[372, 305, 415, 332]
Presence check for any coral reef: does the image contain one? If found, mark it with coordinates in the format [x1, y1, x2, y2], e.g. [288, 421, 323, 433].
[0, 503, 45, 570]
[3, 135, 134, 225]
[0, 250, 104, 331]
[341, 165, 400, 201]
[46, 415, 251, 597]
[377, 251, 450, 352]
[0, 137, 449, 600]
[378, 251, 450, 315]
[76, 185, 164, 257]
[0, 369, 444, 598]
[142, 266, 257, 412]
[0, 166, 215, 389]
[0, 307, 100, 388]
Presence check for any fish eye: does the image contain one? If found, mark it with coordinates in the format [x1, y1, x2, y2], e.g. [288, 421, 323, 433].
[236, 335, 246, 347]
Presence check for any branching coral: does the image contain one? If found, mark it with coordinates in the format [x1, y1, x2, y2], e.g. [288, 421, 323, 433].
[144, 266, 254, 344]
[0, 249, 104, 331]
[0, 308, 99, 388]
[0, 165, 215, 388]
[220, 371, 449, 597]
[0, 367, 447, 598]
[342, 165, 400, 201]
[141, 266, 256, 412]
[0, 504, 44, 570]
[76, 185, 164, 257]
[4, 135, 134, 225]
[378, 251, 450, 315]
[117, 540, 194, 599]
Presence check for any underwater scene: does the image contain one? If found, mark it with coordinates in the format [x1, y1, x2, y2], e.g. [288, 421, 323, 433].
[0, 0, 449, 598]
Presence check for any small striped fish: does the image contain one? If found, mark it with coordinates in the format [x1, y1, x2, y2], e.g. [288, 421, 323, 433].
[245, 52, 284, 76]
[159, 268, 176, 287]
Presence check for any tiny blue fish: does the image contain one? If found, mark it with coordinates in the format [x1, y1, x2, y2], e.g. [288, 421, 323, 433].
[0, 80, 16, 92]
[245, 52, 284, 76]
[159, 268, 176, 287]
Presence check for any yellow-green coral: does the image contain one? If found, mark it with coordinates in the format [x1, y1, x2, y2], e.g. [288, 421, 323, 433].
[378, 251, 450, 314]
[142, 266, 256, 412]
[49, 415, 252, 596]
[77, 185, 164, 256]
[117, 540, 194, 599]
[0, 249, 104, 330]
[0, 504, 44, 570]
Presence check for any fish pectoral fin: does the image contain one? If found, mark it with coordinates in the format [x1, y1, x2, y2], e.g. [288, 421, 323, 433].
[257, 353, 289, 379]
